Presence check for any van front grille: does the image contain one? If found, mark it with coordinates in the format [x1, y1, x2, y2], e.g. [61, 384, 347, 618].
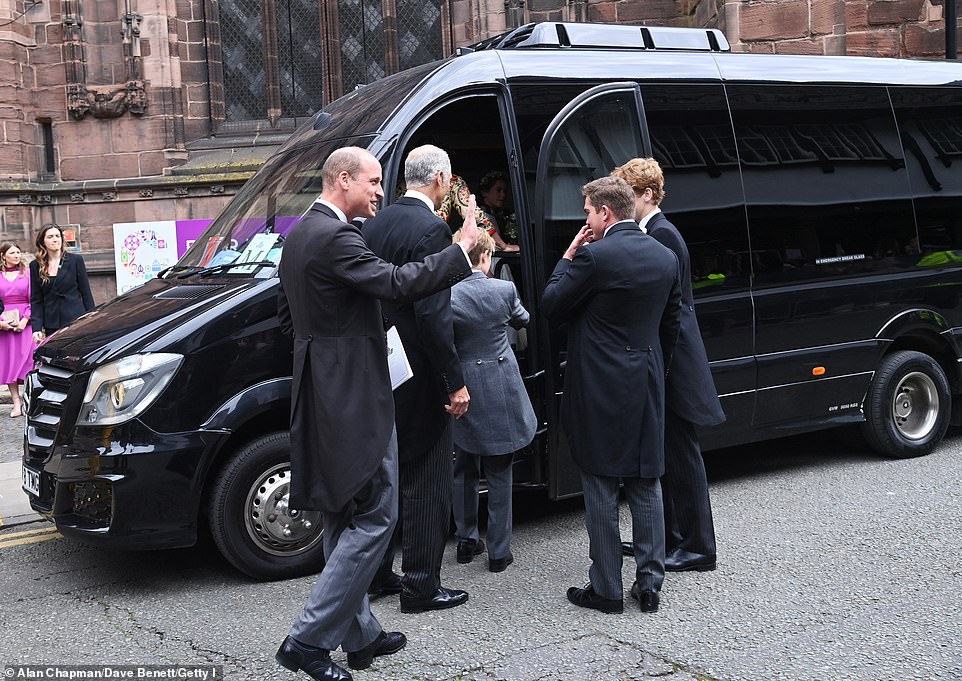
[25, 363, 77, 462]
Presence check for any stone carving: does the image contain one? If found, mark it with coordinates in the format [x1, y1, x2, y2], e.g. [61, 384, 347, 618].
[210, 185, 225, 194]
[18, 194, 31, 204]
[68, 81, 148, 121]
[36, 195, 52, 205]
[139, 189, 153, 198]
[70, 193, 85, 202]
[174, 187, 189, 196]
[102, 191, 116, 201]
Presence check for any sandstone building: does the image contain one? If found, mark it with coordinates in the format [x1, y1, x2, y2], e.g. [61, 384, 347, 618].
[0, 0, 956, 297]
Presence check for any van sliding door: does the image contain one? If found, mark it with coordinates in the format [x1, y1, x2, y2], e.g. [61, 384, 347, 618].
[727, 84, 917, 430]
[638, 83, 755, 448]
[533, 82, 649, 499]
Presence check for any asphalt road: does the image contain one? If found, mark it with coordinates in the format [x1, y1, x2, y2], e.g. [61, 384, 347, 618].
[1, 419, 960, 681]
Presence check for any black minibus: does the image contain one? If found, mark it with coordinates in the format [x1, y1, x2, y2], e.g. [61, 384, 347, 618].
[22, 22, 962, 579]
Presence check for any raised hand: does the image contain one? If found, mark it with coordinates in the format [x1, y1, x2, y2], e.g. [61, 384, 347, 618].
[457, 194, 480, 253]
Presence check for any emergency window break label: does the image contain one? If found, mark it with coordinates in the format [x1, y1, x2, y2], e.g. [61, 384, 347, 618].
[815, 254, 866, 265]
[4, 667, 222, 680]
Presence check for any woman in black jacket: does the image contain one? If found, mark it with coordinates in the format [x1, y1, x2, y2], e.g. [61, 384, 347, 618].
[30, 223, 95, 343]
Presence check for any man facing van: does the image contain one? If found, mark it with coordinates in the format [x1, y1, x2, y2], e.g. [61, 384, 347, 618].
[542, 176, 681, 614]
[363, 145, 471, 613]
[611, 158, 726, 572]
[275, 146, 479, 681]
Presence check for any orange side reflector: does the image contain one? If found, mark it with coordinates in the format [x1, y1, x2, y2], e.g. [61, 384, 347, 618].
[812, 366, 826, 376]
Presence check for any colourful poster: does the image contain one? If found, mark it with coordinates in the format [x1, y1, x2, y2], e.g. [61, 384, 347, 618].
[113, 221, 178, 295]
[113, 219, 215, 296]
[175, 219, 213, 255]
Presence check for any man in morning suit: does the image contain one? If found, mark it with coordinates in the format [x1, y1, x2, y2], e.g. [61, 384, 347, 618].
[612, 158, 726, 572]
[275, 147, 479, 681]
[363, 145, 472, 613]
[542, 176, 681, 614]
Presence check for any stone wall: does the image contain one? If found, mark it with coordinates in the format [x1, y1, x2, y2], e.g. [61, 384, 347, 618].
[449, 0, 956, 57]
[716, 0, 953, 57]
[0, 0, 248, 302]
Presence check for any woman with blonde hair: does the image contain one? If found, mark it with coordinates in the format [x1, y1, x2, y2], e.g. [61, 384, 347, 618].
[0, 242, 35, 416]
[30, 223, 95, 344]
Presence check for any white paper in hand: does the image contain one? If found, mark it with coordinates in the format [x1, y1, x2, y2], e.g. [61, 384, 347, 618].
[386, 326, 413, 390]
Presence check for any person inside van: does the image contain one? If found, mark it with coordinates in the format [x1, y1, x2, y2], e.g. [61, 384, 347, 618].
[477, 171, 519, 252]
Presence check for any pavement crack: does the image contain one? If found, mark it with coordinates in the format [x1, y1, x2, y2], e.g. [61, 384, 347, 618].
[91, 596, 245, 666]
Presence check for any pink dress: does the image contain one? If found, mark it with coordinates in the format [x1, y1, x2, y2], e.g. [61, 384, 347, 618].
[0, 270, 35, 384]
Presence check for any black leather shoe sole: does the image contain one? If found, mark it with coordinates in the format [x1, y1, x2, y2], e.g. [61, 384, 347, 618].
[488, 553, 513, 573]
[346, 631, 407, 671]
[399, 588, 469, 613]
[368, 580, 403, 598]
[275, 638, 352, 681]
[629, 583, 660, 613]
[566, 586, 623, 614]
[665, 560, 716, 572]
[456, 539, 485, 564]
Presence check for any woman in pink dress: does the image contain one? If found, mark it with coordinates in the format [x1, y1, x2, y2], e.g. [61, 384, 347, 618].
[0, 242, 35, 417]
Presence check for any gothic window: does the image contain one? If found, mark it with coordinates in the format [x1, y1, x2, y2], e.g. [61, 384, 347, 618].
[215, 0, 323, 128]
[210, 0, 445, 131]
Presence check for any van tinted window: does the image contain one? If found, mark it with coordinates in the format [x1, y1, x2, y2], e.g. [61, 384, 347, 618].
[891, 87, 962, 268]
[641, 83, 750, 294]
[727, 85, 917, 285]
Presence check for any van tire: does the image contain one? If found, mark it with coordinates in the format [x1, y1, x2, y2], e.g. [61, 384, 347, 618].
[208, 432, 326, 580]
[861, 350, 950, 458]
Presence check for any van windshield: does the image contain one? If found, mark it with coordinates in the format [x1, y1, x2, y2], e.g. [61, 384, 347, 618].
[171, 61, 440, 277]
[172, 133, 375, 276]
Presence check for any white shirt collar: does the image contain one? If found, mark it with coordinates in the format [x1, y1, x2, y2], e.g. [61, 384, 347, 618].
[602, 219, 639, 239]
[637, 207, 661, 234]
[403, 189, 436, 212]
[315, 198, 348, 223]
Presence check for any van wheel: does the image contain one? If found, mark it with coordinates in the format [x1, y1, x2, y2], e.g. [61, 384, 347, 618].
[861, 350, 950, 458]
[208, 432, 325, 580]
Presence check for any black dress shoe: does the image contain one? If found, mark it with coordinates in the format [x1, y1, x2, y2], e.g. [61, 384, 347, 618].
[399, 586, 469, 613]
[566, 584, 623, 614]
[368, 571, 403, 598]
[665, 549, 716, 572]
[620, 542, 633, 556]
[487, 552, 513, 573]
[629, 582, 660, 613]
[346, 631, 407, 670]
[275, 636, 352, 681]
[456, 538, 485, 564]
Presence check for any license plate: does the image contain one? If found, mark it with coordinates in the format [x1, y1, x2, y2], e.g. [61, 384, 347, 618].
[22, 464, 40, 496]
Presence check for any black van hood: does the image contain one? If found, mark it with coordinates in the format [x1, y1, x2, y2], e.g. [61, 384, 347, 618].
[37, 278, 275, 370]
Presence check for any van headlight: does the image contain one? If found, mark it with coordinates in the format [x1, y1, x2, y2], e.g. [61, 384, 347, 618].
[78, 353, 183, 426]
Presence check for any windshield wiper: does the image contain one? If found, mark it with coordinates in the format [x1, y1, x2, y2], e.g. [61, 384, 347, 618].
[177, 260, 277, 279]
[158, 265, 198, 278]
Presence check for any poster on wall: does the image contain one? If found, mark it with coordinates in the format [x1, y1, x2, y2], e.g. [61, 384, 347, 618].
[113, 219, 213, 296]
[113, 221, 178, 296]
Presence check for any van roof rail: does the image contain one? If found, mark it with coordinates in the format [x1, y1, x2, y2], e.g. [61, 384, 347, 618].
[457, 22, 730, 54]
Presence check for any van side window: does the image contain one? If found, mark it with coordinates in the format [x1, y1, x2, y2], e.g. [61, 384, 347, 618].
[640, 84, 751, 294]
[891, 87, 962, 267]
[532, 87, 645, 274]
[727, 85, 917, 285]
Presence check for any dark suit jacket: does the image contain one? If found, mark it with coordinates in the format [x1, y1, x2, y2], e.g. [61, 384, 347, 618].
[362, 196, 463, 462]
[542, 221, 682, 478]
[277, 203, 470, 512]
[29, 255, 96, 333]
[646, 212, 725, 427]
